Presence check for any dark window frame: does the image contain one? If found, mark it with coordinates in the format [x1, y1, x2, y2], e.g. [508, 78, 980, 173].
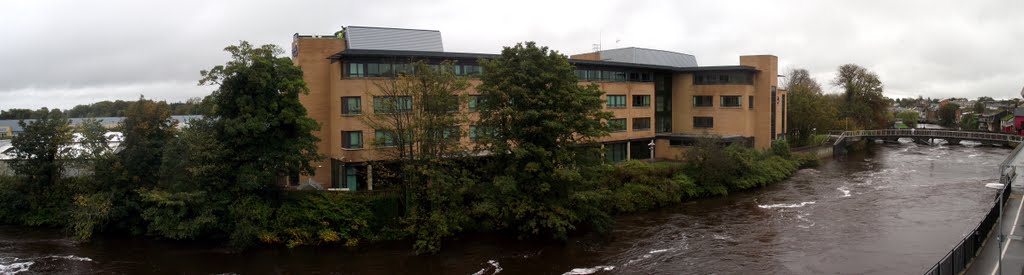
[693, 95, 714, 107]
[607, 95, 627, 108]
[632, 95, 651, 107]
[632, 117, 651, 130]
[342, 96, 361, 115]
[342, 130, 363, 149]
[693, 117, 714, 129]
[721, 96, 742, 107]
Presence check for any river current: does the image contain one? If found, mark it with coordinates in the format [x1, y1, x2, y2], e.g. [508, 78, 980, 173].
[0, 140, 1006, 274]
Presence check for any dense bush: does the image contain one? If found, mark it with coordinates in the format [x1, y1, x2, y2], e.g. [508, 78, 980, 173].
[261, 192, 374, 248]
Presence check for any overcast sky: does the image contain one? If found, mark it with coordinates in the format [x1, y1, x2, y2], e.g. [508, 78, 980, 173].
[2, 0, 1023, 110]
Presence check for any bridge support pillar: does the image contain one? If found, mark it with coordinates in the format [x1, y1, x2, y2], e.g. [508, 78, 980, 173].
[913, 137, 931, 146]
[945, 138, 961, 145]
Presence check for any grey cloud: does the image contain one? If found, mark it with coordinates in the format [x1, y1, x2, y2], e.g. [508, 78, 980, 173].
[1, 0, 1023, 109]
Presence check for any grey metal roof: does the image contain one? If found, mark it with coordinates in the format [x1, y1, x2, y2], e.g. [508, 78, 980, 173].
[597, 47, 698, 68]
[345, 26, 443, 52]
[1014, 107, 1024, 117]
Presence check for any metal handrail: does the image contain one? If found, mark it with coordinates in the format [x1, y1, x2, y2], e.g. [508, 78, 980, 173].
[834, 129, 1024, 143]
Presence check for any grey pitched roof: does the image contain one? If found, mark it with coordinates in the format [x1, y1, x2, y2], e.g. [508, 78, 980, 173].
[597, 47, 698, 68]
[345, 26, 443, 52]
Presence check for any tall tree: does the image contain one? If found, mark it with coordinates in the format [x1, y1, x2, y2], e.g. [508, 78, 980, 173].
[121, 96, 177, 186]
[895, 110, 920, 128]
[8, 108, 74, 225]
[785, 68, 837, 146]
[832, 64, 890, 129]
[359, 61, 473, 253]
[938, 103, 961, 127]
[198, 41, 321, 246]
[474, 42, 612, 241]
[361, 61, 470, 162]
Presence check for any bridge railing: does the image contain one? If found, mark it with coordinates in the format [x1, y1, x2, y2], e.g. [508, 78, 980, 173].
[838, 129, 1024, 143]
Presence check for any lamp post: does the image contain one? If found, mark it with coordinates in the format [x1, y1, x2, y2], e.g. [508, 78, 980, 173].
[648, 140, 655, 162]
[986, 182, 1006, 275]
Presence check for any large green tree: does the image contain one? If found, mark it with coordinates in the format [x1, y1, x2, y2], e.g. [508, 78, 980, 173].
[473, 42, 612, 241]
[359, 61, 473, 253]
[832, 64, 890, 129]
[938, 103, 961, 127]
[196, 41, 321, 246]
[785, 68, 837, 146]
[8, 108, 74, 225]
[895, 110, 920, 128]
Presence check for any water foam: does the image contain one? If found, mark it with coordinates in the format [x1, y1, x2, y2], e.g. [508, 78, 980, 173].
[563, 265, 615, 275]
[0, 261, 34, 274]
[472, 260, 502, 275]
[47, 255, 92, 262]
[837, 186, 851, 197]
[648, 248, 670, 254]
[757, 201, 816, 209]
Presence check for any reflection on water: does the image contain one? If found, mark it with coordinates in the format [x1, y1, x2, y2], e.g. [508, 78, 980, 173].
[0, 141, 1007, 274]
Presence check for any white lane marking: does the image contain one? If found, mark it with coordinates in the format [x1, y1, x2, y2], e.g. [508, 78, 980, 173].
[991, 194, 1024, 275]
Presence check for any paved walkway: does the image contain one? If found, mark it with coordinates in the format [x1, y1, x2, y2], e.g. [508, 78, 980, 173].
[965, 193, 1024, 275]
[966, 147, 1024, 275]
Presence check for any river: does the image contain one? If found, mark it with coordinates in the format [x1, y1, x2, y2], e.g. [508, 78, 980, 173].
[0, 140, 1008, 274]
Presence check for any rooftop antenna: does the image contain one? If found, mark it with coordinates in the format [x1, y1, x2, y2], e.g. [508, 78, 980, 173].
[592, 30, 603, 53]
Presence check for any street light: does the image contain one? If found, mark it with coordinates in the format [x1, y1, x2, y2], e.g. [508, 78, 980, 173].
[648, 140, 655, 162]
[986, 182, 1006, 275]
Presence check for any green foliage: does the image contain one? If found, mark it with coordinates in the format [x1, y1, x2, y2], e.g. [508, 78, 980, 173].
[938, 103, 961, 127]
[771, 139, 791, 158]
[960, 113, 979, 130]
[1, 99, 205, 120]
[833, 64, 890, 129]
[895, 110, 920, 128]
[473, 41, 613, 242]
[263, 192, 373, 248]
[785, 69, 838, 146]
[200, 41, 322, 191]
[7, 109, 74, 226]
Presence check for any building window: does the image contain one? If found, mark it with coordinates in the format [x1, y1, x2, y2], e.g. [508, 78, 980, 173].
[469, 95, 481, 112]
[693, 72, 753, 85]
[469, 126, 479, 141]
[607, 95, 626, 108]
[373, 96, 413, 113]
[633, 95, 651, 107]
[749, 96, 754, 109]
[342, 96, 361, 115]
[693, 96, 713, 107]
[375, 130, 396, 147]
[342, 131, 363, 149]
[343, 165, 358, 190]
[348, 63, 365, 78]
[633, 117, 651, 130]
[366, 63, 394, 77]
[693, 117, 714, 129]
[608, 118, 627, 132]
[721, 96, 742, 107]
[605, 142, 627, 163]
[463, 65, 482, 76]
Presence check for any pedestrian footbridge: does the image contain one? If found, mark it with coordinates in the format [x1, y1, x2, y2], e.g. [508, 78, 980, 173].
[832, 129, 1024, 156]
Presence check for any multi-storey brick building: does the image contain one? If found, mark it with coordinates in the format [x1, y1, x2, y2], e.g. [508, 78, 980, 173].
[292, 26, 786, 190]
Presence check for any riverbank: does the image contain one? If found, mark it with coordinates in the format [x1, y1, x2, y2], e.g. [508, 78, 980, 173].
[0, 140, 818, 256]
[0, 142, 1004, 274]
